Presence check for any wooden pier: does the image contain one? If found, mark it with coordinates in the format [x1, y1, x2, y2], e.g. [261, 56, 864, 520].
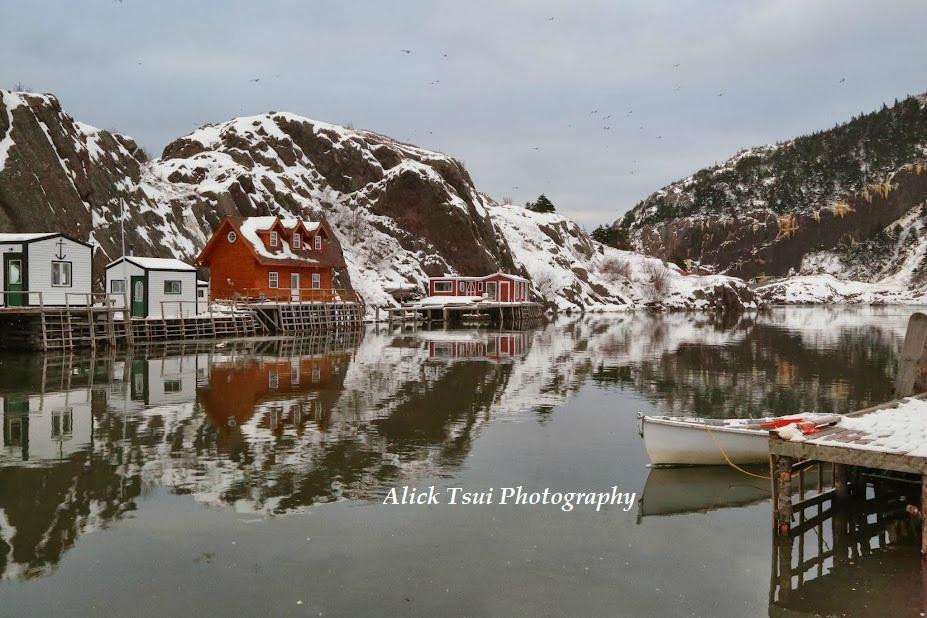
[383, 302, 543, 327]
[0, 292, 363, 350]
[769, 312, 927, 558]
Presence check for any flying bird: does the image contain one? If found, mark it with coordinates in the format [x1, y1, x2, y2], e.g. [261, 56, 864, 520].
[673, 63, 680, 68]
[249, 78, 260, 83]
[590, 109, 598, 114]
[839, 77, 846, 83]
[717, 91, 725, 96]
[400, 49, 412, 54]
[548, 16, 556, 21]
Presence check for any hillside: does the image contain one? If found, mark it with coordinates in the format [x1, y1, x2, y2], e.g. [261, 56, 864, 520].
[620, 94, 927, 283]
[0, 89, 755, 313]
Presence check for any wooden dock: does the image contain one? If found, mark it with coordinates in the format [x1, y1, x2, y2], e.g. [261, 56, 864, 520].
[0, 293, 363, 350]
[769, 312, 927, 558]
[382, 302, 543, 327]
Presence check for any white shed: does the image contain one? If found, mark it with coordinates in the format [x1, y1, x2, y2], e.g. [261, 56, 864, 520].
[197, 279, 210, 314]
[0, 233, 93, 307]
[105, 256, 200, 319]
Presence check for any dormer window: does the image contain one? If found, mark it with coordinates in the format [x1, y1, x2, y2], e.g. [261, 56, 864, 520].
[293, 233, 301, 249]
[314, 235, 322, 250]
[270, 231, 279, 247]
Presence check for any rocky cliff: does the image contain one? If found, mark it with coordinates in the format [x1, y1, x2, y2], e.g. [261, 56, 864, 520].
[620, 94, 927, 283]
[0, 89, 754, 313]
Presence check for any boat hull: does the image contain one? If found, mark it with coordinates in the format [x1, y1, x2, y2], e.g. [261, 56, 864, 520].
[641, 417, 770, 466]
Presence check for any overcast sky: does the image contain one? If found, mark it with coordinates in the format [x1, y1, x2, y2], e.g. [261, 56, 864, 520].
[1, 0, 925, 227]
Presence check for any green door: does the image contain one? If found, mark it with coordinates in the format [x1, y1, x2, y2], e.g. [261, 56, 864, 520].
[131, 276, 147, 318]
[3, 396, 29, 460]
[3, 254, 25, 307]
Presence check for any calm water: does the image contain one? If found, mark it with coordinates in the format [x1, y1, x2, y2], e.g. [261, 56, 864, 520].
[0, 306, 924, 616]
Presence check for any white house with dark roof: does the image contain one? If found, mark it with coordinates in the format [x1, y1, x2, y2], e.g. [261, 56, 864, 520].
[0, 233, 93, 307]
[105, 256, 200, 318]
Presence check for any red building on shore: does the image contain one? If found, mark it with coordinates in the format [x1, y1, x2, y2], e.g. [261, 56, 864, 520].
[196, 216, 345, 301]
[427, 273, 530, 302]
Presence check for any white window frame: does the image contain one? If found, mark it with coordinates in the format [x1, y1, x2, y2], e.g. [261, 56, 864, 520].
[433, 281, 453, 293]
[227, 231, 237, 243]
[293, 233, 301, 249]
[314, 235, 322, 250]
[51, 261, 72, 287]
[164, 280, 182, 295]
[270, 231, 279, 247]
[311, 273, 321, 289]
[268, 272, 279, 288]
[458, 281, 465, 293]
[111, 278, 126, 294]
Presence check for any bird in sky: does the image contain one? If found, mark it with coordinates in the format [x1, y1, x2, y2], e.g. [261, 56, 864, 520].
[626, 110, 633, 116]
[400, 49, 412, 54]
[590, 109, 598, 114]
[548, 16, 556, 21]
[603, 114, 613, 121]
[673, 63, 680, 68]
[532, 147, 540, 151]
[839, 77, 846, 83]
[249, 78, 260, 83]
[717, 91, 725, 96]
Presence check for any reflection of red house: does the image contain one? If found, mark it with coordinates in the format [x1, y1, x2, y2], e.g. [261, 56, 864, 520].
[427, 273, 529, 302]
[427, 332, 529, 362]
[196, 216, 345, 301]
[197, 353, 349, 436]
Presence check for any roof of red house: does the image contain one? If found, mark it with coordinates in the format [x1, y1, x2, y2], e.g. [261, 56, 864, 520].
[197, 216, 345, 269]
[428, 272, 529, 283]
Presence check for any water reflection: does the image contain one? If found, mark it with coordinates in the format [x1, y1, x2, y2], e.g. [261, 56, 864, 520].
[769, 480, 925, 616]
[0, 307, 916, 588]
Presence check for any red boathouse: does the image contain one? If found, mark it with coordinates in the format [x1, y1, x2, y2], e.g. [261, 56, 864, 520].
[427, 273, 530, 302]
[196, 216, 345, 302]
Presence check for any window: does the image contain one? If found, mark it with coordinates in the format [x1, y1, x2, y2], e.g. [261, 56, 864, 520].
[293, 233, 301, 249]
[269, 371, 279, 389]
[268, 272, 279, 288]
[270, 231, 279, 247]
[486, 281, 497, 299]
[478, 282, 484, 292]
[314, 235, 322, 250]
[197, 289, 205, 298]
[311, 273, 321, 289]
[227, 231, 237, 243]
[51, 408, 73, 439]
[51, 261, 72, 287]
[164, 280, 182, 294]
[111, 279, 126, 294]
[312, 366, 321, 383]
[458, 281, 465, 293]
[433, 281, 452, 293]
[163, 379, 182, 393]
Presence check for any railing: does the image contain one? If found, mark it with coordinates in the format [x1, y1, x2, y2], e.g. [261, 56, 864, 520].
[0, 290, 44, 308]
[159, 300, 207, 320]
[65, 292, 129, 309]
[223, 288, 364, 305]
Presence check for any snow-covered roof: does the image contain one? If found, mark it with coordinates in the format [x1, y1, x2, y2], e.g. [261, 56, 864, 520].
[197, 279, 209, 286]
[107, 256, 197, 271]
[236, 217, 325, 264]
[429, 272, 529, 283]
[0, 233, 58, 242]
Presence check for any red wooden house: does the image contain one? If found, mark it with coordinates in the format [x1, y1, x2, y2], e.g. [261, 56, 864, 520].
[427, 272, 530, 302]
[196, 216, 345, 301]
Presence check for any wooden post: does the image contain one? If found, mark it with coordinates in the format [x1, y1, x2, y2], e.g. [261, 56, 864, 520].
[895, 312, 927, 398]
[775, 455, 793, 535]
[922, 474, 927, 558]
[834, 463, 849, 500]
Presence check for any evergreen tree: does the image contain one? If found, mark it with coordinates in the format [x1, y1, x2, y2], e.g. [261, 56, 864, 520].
[527, 194, 556, 213]
[590, 223, 631, 250]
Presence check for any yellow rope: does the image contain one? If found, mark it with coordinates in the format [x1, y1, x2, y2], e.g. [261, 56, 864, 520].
[703, 421, 772, 480]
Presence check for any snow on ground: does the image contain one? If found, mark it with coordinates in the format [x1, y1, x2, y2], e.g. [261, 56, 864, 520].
[756, 274, 927, 304]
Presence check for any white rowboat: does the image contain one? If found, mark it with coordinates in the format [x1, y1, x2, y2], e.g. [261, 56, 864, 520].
[639, 414, 840, 466]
